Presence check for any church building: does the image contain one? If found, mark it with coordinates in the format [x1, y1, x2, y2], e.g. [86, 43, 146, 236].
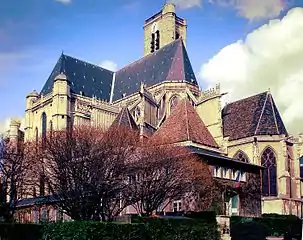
[15, 3, 303, 220]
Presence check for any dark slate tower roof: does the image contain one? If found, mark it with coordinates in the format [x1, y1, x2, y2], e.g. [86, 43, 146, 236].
[40, 54, 114, 101]
[152, 99, 219, 148]
[222, 91, 288, 140]
[112, 38, 197, 101]
[110, 107, 138, 131]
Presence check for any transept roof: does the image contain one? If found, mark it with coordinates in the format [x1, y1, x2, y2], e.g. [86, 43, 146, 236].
[152, 99, 219, 148]
[41, 54, 114, 101]
[222, 91, 288, 140]
[40, 38, 197, 103]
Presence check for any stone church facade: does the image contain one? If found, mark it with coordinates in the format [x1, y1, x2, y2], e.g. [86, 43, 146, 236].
[9, 3, 302, 219]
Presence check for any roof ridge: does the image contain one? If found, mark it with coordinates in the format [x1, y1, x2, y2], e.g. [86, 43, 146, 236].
[268, 93, 280, 135]
[165, 39, 184, 80]
[254, 91, 269, 135]
[225, 91, 268, 107]
[62, 54, 114, 73]
[116, 39, 182, 73]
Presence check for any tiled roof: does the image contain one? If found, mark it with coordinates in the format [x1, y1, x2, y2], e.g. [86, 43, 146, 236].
[110, 107, 138, 131]
[152, 99, 219, 148]
[40, 54, 114, 101]
[112, 39, 198, 101]
[222, 91, 288, 140]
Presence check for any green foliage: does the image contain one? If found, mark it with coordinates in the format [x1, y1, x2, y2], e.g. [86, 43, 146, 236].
[0, 223, 42, 240]
[231, 221, 267, 240]
[42, 219, 220, 240]
[230, 214, 302, 238]
[185, 211, 217, 222]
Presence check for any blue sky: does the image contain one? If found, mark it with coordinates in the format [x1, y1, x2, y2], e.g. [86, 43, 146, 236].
[1, 0, 303, 134]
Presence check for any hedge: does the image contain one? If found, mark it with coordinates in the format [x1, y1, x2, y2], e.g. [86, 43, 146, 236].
[0, 223, 42, 240]
[42, 219, 220, 240]
[230, 214, 302, 238]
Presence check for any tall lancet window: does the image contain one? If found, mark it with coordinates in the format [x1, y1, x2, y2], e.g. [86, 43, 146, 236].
[155, 30, 160, 50]
[175, 30, 180, 40]
[261, 147, 277, 197]
[300, 156, 303, 179]
[151, 33, 155, 53]
[170, 95, 180, 112]
[41, 112, 47, 147]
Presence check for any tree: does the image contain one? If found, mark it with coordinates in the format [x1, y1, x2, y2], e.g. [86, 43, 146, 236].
[0, 135, 34, 222]
[127, 141, 213, 216]
[36, 125, 139, 221]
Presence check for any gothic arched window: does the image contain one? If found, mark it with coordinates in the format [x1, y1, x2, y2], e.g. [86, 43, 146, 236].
[176, 30, 180, 40]
[300, 156, 303, 179]
[170, 95, 180, 112]
[261, 147, 277, 197]
[35, 127, 38, 145]
[233, 150, 250, 163]
[49, 120, 53, 139]
[41, 112, 47, 146]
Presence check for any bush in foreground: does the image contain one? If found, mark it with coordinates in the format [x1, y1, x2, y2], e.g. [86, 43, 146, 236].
[42, 219, 219, 240]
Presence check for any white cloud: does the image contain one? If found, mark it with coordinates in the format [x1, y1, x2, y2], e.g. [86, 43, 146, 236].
[0, 118, 10, 136]
[99, 60, 118, 72]
[168, 0, 289, 20]
[168, 0, 202, 9]
[55, 0, 71, 4]
[199, 7, 303, 135]
[210, 0, 289, 21]
[0, 117, 25, 137]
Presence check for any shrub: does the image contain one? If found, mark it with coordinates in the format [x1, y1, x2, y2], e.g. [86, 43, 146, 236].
[230, 214, 302, 238]
[231, 221, 267, 240]
[0, 223, 42, 240]
[42, 219, 220, 240]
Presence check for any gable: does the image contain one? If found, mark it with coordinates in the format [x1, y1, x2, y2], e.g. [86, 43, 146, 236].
[222, 91, 288, 140]
[112, 39, 197, 101]
[152, 99, 218, 148]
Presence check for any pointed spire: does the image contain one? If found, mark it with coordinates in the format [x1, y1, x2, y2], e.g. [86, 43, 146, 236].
[110, 107, 138, 131]
[152, 99, 218, 148]
[59, 52, 65, 74]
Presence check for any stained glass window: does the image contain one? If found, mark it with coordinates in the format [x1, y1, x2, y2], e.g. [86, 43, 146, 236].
[261, 147, 277, 196]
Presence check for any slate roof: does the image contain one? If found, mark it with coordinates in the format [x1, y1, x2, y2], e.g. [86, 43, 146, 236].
[187, 146, 262, 171]
[40, 54, 114, 101]
[112, 38, 198, 101]
[15, 195, 60, 208]
[222, 91, 288, 140]
[152, 99, 219, 148]
[110, 107, 138, 131]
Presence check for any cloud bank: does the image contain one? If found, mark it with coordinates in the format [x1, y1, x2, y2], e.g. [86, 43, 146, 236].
[168, 0, 289, 20]
[99, 60, 118, 72]
[55, 0, 72, 4]
[199, 7, 303, 135]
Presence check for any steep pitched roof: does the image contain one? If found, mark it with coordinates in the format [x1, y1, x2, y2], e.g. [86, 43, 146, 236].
[110, 107, 138, 131]
[40, 54, 114, 101]
[112, 38, 197, 101]
[222, 91, 288, 140]
[152, 99, 219, 148]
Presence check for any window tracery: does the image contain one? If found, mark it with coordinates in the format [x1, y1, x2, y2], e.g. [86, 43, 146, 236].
[169, 95, 180, 112]
[261, 147, 277, 196]
[233, 150, 249, 163]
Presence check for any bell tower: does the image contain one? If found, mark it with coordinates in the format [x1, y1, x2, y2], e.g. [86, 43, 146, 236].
[143, 3, 187, 56]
